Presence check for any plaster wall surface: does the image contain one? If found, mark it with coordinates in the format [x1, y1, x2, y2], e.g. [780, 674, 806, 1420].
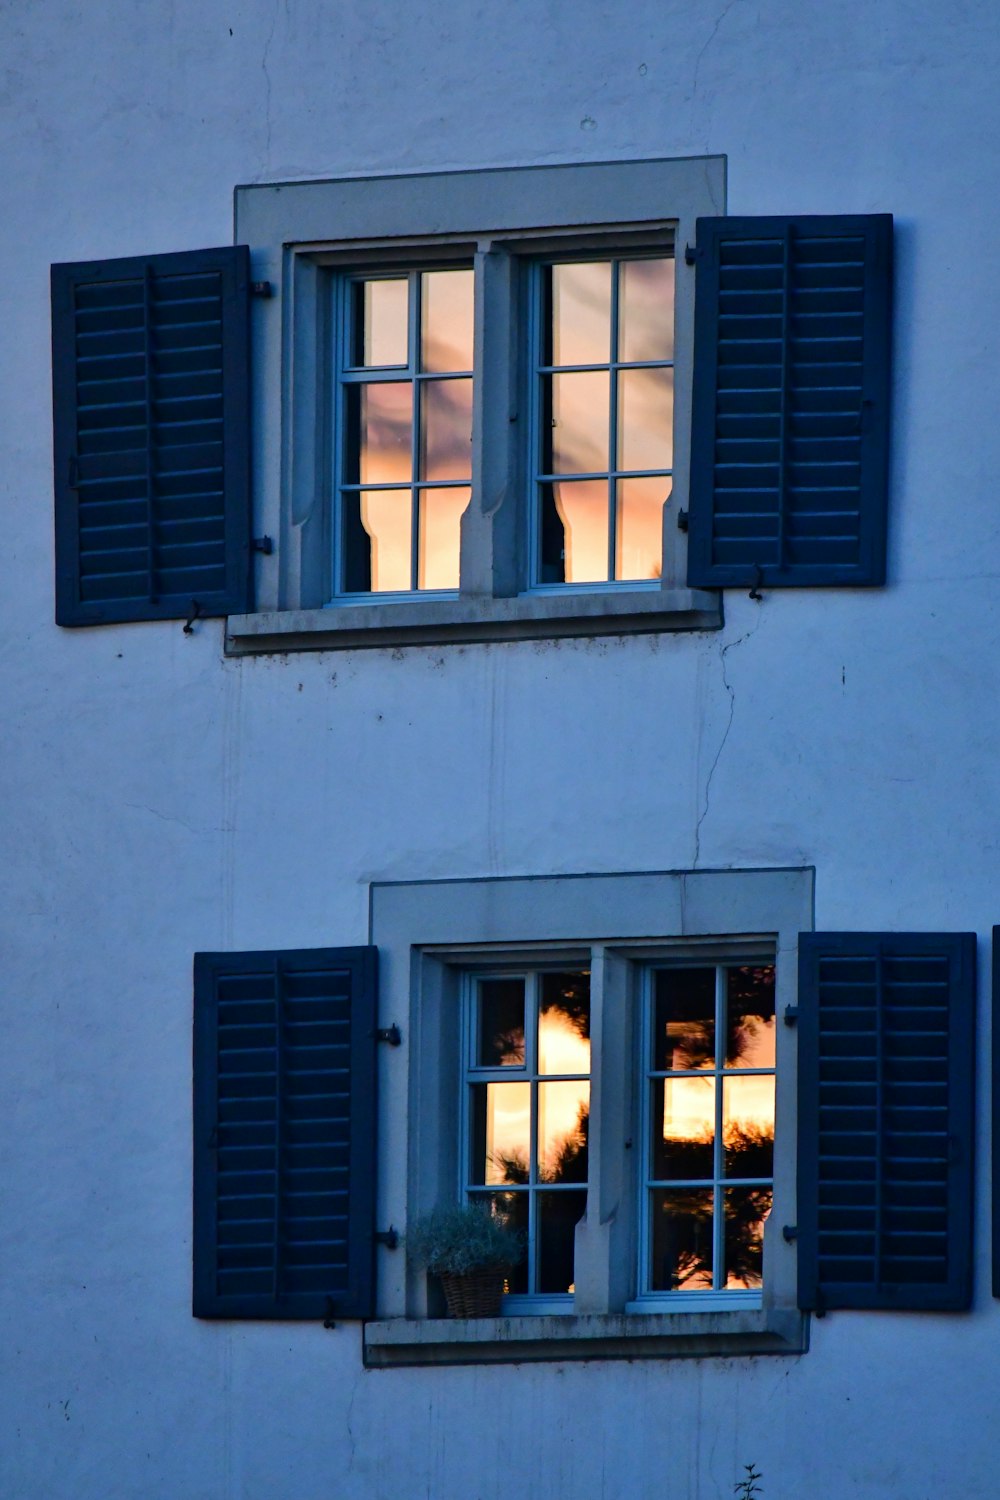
[2, 2, 999, 1496]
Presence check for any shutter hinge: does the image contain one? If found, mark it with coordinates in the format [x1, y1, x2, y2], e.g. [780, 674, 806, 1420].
[252, 535, 274, 555]
[375, 1227, 399, 1250]
[251, 280, 274, 298]
[676, 508, 689, 533]
[782, 1224, 798, 1242]
[377, 1024, 402, 1046]
[684, 243, 698, 266]
[783, 1005, 799, 1026]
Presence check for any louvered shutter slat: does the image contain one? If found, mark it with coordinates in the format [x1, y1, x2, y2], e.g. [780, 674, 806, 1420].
[688, 215, 892, 588]
[797, 932, 975, 1312]
[52, 246, 252, 625]
[193, 947, 378, 1320]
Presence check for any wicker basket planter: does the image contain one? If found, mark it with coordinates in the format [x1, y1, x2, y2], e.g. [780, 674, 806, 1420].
[438, 1269, 506, 1318]
[405, 1204, 525, 1317]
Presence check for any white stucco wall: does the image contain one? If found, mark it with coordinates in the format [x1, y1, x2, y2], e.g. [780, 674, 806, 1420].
[3, 1, 999, 1496]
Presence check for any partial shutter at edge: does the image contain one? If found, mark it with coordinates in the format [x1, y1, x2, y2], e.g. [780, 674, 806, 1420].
[797, 931, 975, 1313]
[52, 245, 252, 626]
[687, 214, 892, 589]
[994, 928, 1000, 1298]
[193, 946, 378, 1321]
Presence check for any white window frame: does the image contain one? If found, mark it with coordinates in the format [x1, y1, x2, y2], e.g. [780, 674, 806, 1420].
[227, 157, 726, 654]
[365, 867, 812, 1367]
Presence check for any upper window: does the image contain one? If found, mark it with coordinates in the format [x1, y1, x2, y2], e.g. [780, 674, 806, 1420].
[49, 165, 891, 636]
[227, 157, 731, 651]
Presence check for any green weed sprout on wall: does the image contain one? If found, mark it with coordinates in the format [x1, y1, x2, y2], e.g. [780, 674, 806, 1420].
[734, 1463, 763, 1500]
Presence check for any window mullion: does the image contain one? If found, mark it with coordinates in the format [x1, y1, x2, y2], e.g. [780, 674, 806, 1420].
[608, 261, 620, 581]
[409, 272, 420, 593]
[527, 971, 539, 1296]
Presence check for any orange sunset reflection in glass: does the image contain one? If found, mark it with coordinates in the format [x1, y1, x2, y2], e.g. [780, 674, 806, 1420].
[347, 269, 472, 592]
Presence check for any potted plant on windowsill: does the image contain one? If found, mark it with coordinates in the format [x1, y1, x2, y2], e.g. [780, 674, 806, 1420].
[404, 1203, 526, 1318]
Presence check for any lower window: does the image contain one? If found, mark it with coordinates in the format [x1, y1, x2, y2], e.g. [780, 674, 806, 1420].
[365, 868, 811, 1363]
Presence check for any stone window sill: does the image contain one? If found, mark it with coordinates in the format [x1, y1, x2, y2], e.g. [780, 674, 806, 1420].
[225, 589, 722, 655]
[363, 1309, 808, 1367]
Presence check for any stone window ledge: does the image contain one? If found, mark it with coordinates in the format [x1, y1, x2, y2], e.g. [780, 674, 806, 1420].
[363, 1309, 808, 1367]
[225, 590, 722, 655]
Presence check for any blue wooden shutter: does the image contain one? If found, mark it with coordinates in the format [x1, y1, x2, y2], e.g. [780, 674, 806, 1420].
[797, 932, 975, 1312]
[52, 246, 252, 625]
[688, 215, 892, 588]
[193, 946, 378, 1321]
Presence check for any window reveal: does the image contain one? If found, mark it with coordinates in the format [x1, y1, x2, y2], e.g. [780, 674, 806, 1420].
[338, 268, 474, 595]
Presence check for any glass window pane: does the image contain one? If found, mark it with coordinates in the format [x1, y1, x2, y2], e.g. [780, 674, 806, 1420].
[420, 377, 472, 482]
[650, 1188, 714, 1291]
[725, 965, 776, 1068]
[549, 261, 612, 368]
[538, 971, 590, 1074]
[537, 1080, 589, 1184]
[345, 490, 410, 593]
[652, 1076, 715, 1180]
[421, 269, 474, 373]
[619, 257, 675, 363]
[723, 1076, 775, 1178]
[653, 968, 716, 1071]
[417, 486, 468, 590]
[351, 382, 412, 486]
[476, 977, 526, 1068]
[616, 476, 666, 581]
[470, 1081, 531, 1186]
[352, 278, 408, 367]
[724, 1186, 772, 1289]
[546, 479, 609, 583]
[537, 1190, 586, 1293]
[618, 366, 673, 473]
[470, 1191, 528, 1294]
[545, 371, 610, 475]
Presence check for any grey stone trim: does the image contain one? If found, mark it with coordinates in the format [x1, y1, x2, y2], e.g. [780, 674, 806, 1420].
[225, 588, 722, 654]
[363, 1310, 808, 1367]
[367, 868, 814, 1363]
[235, 156, 727, 634]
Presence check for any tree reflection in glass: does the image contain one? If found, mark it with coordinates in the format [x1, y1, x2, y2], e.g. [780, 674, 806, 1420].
[647, 963, 775, 1295]
[466, 969, 590, 1298]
